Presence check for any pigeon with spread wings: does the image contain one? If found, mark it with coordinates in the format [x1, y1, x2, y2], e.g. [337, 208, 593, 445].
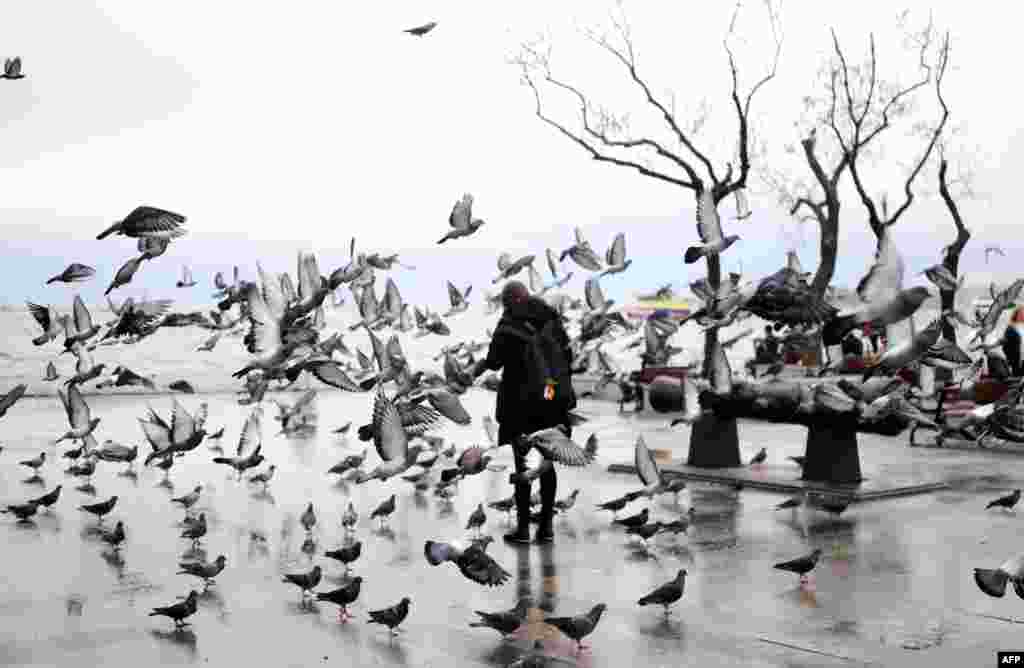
[684, 188, 739, 264]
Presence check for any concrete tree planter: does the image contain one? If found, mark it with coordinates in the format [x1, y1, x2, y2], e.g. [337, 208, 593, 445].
[686, 412, 742, 468]
[800, 413, 863, 484]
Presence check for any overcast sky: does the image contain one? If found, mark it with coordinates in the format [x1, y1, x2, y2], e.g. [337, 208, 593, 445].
[0, 0, 1020, 311]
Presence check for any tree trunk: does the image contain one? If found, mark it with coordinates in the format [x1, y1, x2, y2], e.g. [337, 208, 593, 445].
[937, 159, 970, 343]
[802, 413, 863, 484]
[689, 236, 742, 468]
[810, 209, 839, 298]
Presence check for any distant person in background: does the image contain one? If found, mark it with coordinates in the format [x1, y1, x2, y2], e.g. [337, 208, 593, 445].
[862, 321, 881, 354]
[841, 332, 864, 359]
[755, 325, 781, 363]
[1002, 306, 1024, 377]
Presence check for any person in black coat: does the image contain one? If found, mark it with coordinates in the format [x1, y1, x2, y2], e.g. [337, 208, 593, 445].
[1003, 319, 1023, 378]
[472, 281, 575, 544]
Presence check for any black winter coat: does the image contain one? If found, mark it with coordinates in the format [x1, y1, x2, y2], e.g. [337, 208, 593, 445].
[481, 297, 575, 425]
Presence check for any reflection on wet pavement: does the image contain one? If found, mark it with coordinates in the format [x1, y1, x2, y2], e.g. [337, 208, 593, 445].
[0, 390, 1022, 667]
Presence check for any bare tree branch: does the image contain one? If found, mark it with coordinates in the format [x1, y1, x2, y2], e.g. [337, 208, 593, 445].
[582, 16, 720, 185]
[841, 23, 950, 237]
[937, 155, 970, 341]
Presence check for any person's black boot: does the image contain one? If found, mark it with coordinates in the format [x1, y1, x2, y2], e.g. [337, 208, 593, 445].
[534, 511, 554, 544]
[503, 483, 532, 545]
[534, 466, 557, 544]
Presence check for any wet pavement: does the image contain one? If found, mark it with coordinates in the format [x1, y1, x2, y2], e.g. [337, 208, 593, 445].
[1, 388, 1023, 667]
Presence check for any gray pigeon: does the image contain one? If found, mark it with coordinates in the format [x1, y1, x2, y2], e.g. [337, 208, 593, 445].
[177, 555, 227, 587]
[469, 598, 530, 638]
[684, 188, 739, 264]
[149, 590, 198, 628]
[638, 569, 687, 616]
[974, 554, 1024, 599]
[543, 603, 607, 654]
[282, 565, 322, 597]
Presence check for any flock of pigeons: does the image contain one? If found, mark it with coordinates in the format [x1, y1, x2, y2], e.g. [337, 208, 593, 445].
[0, 193, 717, 664]
[1, 176, 1023, 661]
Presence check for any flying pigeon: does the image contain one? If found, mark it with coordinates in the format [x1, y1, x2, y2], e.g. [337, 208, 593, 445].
[684, 188, 739, 264]
[986, 489, 1021, 511]
[404, 22, 438, 36]
[47, 263, 96, 285]
[974, 554, 1024, 599]
[424, 540, 511, 586]
[97, 206, 187, 240]
[439, 193, 485, 243]
[1, 57, 26, 80]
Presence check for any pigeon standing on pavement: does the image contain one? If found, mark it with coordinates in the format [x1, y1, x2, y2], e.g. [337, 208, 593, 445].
[638, 569, 687, 616]
[177, 555, 227, 588]
[368, 597, 411, 635]
[371, 495, 396, 528]
[316, 576, 363, 621]
[543, 603, 607, 654]
[468, 598, 530, 638]
[325, 541, 362, 573]
[149, 590, 199, 628]
[774, 548, 823, 584]
[79, 496, 118, 523]
[465, 503, 487, 537]
[282, 565, 323, 598]
[300, 502, 317, 532]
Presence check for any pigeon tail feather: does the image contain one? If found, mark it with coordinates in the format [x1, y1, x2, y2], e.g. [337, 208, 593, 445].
[974, 568, 1009, 597]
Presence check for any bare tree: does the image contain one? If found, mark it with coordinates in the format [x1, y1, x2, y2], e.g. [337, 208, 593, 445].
[512, 1, 782, 379]
[764, 14, 951, 296]
[936, 154, 970, 342]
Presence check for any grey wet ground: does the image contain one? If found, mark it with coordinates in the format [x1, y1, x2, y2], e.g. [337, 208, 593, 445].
[1, 388, 1022, 667]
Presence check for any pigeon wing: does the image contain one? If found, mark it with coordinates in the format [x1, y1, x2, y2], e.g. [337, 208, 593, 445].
[857, 230, 904, 304]
[237, 410, 262, 455]
[634, 435, 661, 486]
[139, 418, 172, 451]
[584, 278, 605, 312]
[73, 295, 94, 333]
[67, 384, 91, 429]
[530, 428, 593, 467]
[309, 361, 363, 392]
[256, 263, 287, 319]
[696, 188, 724, 244]
[482, 415, 498, 446]
[170, 399, 197, 444]
[546, 248, 559, 278]
[280, 272, 297, 304]
[449, 193, 472, 230]
[245, 284, 282, 354]
[27, 302, 52, 332]
[608, 232, 626, 266]
[447, 281, 461, 308]
[373, 388, 408, 461]
[527, 264, 543, 293]
[460, 547, 511, 586]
